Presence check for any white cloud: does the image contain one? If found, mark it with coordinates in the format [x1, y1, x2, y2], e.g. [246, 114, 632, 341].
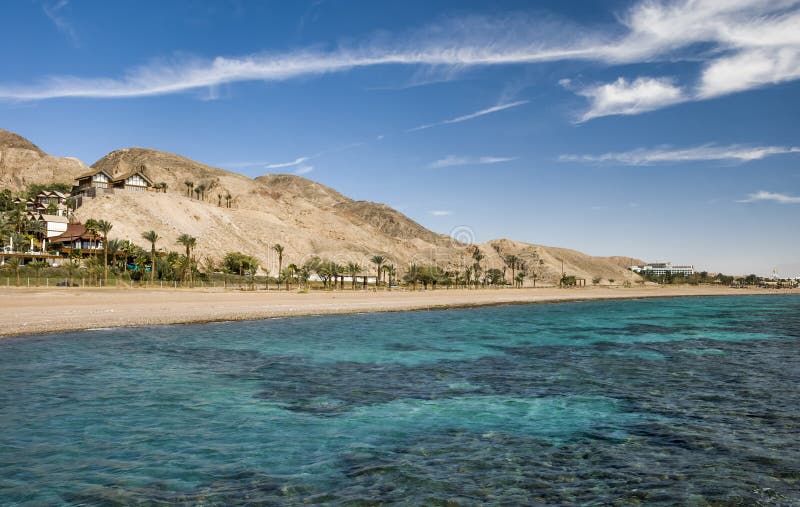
[429, 155, 516, 169]
[408, 100, 529, 132]
[698, 47, 800, 98]
[429, 210, 453, 216]
[737, 191, 800, 204]
[42, 0, 79, 46]
[293, 165, 313, 175]
[571, 1, 800, 118]
[576, 77, 685, 121]
[560, 144, 800, 165]
[264, 156, 309, 169]
[0, 0, 796, 114]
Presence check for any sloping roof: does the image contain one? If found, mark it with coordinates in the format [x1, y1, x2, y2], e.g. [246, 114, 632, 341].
[112, 170, 153, 186]
[76, 168, 113, 180]
[49, 223, 100, 243]
[38, 190, 67, 198]
[38, 214, 69, 224]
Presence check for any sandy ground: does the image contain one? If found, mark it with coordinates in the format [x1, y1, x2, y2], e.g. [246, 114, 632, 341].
[1, 286, 797, 338]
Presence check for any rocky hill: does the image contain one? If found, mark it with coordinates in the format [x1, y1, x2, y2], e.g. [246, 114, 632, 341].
[2, 128, 642, 284]
[0, 128, 89, 191]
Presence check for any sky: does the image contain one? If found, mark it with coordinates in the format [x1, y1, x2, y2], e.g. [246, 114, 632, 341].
[1, 0, 798, 275]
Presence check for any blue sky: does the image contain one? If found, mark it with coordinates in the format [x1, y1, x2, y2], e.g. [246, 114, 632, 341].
[2, 0, 799, 275]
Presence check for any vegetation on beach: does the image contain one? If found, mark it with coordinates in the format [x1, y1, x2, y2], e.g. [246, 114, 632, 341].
[0, 184, 790, 291]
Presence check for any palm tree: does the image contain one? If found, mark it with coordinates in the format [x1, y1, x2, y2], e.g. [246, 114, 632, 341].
[184, 180, 194, 198]
[329, 262, 344, 290]
[281, 265, 296, 290]
[383, 264, 396, 288]
[225, 193, 232, 208]
[27, 259, 47, 287]
[297, 260, 314, 288]
[204, 180, 217, 200]
[504, 255, 519, 287]
[515, 272, 525, 288]
[58, 258, 75, 287]
[370, 255, 385, 287]
[96, 220, 113, 285]
[217, 193, 223, 207]
[346, 262, 361, 290]
[176, 233, 197, 287]
[118, 239, 133, 272]
[25, 219, 45, 240]
[106, 238, 124, 273]
[273, 244, 284, 287]
[141, 231, 159, 286]
[471, 248, 484, 287]
[403, 264, 421, 290]
[158, 182, 168, 193]
[7, 206, 26, 233]
[4, 258, 21, 286]
[85, 218, 99, 255]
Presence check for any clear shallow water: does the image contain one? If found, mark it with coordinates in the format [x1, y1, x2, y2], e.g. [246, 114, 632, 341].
[1, 295, 799, 505]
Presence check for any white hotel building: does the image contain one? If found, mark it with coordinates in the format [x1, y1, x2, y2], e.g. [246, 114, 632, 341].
[630, 263, 695, 276]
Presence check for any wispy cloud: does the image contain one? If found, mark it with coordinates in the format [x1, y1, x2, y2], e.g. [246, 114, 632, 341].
[429, 155, 516, 169]
[575, 77, 685, 121]
[42, 0, 79, 46]
[429, 210, 452, 216]
[264, 156, 310, 169]
[407, 100, 528, 132]
[737, 191, 800, 204]
[1, 0, 797, 115]
[233, 141, 364, 173]
[568, 0, 800, 119]
[560, 144, 800, 165]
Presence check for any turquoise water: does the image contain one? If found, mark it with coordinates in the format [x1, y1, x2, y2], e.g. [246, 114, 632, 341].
[1, 295, 799, 505]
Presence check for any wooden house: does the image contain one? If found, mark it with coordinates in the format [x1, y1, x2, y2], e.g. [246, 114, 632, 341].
[73, 169, 113, 196]
[112, 169, 153, 192]
[48, 223, 103, 254]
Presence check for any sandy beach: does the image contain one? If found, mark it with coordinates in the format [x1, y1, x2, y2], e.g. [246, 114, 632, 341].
[1, 285, 796, 338]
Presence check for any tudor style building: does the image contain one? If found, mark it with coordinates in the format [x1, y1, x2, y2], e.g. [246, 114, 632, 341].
[73, 169, 113, 196]
[112, 169, 153, 191]
[71, 165, 154, 206]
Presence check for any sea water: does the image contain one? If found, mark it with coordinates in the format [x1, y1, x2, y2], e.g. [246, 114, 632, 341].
[1, 295, 798, 505]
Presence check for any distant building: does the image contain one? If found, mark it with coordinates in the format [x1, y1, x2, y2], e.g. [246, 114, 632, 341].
[630, 262, 695, 276]
[36, 214, 69, 238]
[14, 191, 71, 221]
[71, 166, 153, 202]
[73, 169, 113, 196]
[111, 169, 153, 192]
[35, 190, 68, 207]
[48, 223, 103, 254]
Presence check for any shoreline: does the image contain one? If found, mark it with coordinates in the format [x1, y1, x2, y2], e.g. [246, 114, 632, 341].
[2, 286, 798, 339]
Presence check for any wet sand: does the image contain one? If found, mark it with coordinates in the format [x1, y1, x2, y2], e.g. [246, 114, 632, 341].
[1, 286, 796, 338]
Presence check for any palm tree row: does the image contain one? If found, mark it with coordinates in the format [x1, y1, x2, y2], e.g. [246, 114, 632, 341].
[182, 180, 231, 205]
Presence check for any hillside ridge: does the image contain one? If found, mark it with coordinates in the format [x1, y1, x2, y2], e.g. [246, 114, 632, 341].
[1, 128, 642, 284]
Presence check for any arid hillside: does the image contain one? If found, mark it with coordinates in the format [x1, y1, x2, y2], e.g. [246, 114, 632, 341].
[0, 129, 89, 190]
[3, 128, 642, 284]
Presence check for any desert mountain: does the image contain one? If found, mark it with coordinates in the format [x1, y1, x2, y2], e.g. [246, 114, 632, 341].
[2, 129, 642, 284]
[0, 128, 89, 191]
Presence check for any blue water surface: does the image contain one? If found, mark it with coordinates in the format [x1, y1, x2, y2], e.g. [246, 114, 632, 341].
[1, 295, 799, 505]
